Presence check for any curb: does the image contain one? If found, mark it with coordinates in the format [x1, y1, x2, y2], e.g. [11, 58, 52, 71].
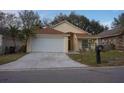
[0, 65, 124, 71]
[0, 67, 87, 71]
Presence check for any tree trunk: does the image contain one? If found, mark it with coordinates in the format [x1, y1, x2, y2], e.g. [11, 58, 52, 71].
[12, 37, 16, 48]
[25, 38, 28, 53]
[12, 37, 16, 53]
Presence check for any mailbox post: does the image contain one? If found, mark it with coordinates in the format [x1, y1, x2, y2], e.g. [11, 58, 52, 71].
[95, 45, 104, 64]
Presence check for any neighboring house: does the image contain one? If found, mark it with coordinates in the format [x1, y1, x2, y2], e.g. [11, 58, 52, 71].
[27, 20, 99, 53]
[97, 29, 124, 50]
[2, 36, 23, 53]
[0, 34, 23, 54]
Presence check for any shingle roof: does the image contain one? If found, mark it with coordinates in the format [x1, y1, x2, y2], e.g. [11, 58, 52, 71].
[97, 28, 122, 38]
[36, 27, 65, 34]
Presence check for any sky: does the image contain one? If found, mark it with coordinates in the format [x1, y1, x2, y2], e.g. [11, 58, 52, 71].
[2, 10, 124, 28]
[36, 10, 124, 28]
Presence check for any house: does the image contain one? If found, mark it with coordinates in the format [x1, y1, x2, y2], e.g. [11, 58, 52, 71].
[27, 20, 99, 53]
[0, 34, 23, 54]
[97, 28, 124, 50]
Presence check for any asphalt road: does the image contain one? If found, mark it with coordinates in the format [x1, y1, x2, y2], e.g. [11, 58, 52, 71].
[0, 67, 124, 83]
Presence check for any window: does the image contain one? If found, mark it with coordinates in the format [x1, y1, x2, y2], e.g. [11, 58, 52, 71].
[82, 39, 89, 48]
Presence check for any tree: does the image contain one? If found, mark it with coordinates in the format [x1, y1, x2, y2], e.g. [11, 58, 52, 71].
[50, 11, 90, 31]
[112, 13, 124, 34]
[112, 13, 124, 27]
[50, 11, 107, 34]
[51, 13, 68, 25]
[42, 18, 51, 27]
[19, 10, 41, 50]
[68, 11, 79, 25]
[5, 14, 21, 48]
[8, 25, 19, 47]
[88, 20, 107, 35]
[78, 15, 90, 31]
[0, 11, 6, 35]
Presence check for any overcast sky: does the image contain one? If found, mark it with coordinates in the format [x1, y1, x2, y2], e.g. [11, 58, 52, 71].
[2, 10, 124, 28]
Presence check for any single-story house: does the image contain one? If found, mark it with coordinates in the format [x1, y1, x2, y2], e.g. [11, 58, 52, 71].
[27, 20, 99, 53]
[0, 34, 23, 54]
[97, 28, 124, 50]
[1, 20, 123, 54]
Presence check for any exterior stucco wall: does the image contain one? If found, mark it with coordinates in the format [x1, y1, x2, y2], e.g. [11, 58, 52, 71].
[64, 36, 68, 53]
[27, 37, 32, 53]
[73, 34, 79, 51]
[53, 22, 84, 34]
[53, 22, 86, 52]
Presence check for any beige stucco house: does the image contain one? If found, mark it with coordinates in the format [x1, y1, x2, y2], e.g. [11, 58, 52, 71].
[27, 20, 99, 53]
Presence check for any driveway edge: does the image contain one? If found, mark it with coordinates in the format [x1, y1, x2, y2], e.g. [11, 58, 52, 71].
[0, 65, 124, 71]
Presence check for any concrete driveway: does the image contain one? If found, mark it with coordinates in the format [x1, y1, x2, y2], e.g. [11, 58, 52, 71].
[0, 53, 87, 70]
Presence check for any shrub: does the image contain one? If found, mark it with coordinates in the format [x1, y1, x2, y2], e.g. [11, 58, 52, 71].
[19, 45, 26, 53]
[110, 43, 115, 50]
[79, 48, 86, 62]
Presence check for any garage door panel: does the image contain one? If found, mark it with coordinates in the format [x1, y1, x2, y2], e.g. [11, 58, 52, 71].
[31, 37, 64, 52]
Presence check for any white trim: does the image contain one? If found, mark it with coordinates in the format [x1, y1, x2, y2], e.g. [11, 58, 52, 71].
[35, 34, 70, 38]
[78, 36, 100, 39]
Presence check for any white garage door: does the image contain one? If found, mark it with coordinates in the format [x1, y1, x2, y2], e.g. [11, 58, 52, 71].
[31, 37, 65, 52]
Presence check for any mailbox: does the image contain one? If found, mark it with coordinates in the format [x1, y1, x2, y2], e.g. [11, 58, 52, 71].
[95, 45, 104, 64]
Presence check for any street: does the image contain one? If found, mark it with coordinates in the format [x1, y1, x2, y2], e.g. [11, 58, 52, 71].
[0, 67, 124, 83]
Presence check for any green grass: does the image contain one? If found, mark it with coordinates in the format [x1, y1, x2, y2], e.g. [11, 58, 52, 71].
[68, 50, 124, 66]
[0, 53, 26, 65]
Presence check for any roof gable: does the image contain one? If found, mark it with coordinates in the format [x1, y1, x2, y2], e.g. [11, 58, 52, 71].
[52, 20, 89, 34]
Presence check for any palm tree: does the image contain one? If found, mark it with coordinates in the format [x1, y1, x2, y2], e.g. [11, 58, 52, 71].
[8, 25, 19, 48]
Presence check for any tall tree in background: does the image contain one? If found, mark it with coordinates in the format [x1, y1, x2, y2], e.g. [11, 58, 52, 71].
[88, 20, 108, 35]
[0, 11, 7, 35]
[51, 13, 68, 25]
[50, 11, 107, 35]
[19, 10, 41, 49]
[42, 18, 51, 27]
[5, 14, 21, 47]
[113, 13, 124, 27]
[67, 12, 90, 30]
[112, 13, 124, 34]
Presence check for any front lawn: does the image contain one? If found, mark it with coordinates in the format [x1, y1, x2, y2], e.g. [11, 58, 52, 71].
[68, 50, 124, 66]
[0, 53, 26, 65]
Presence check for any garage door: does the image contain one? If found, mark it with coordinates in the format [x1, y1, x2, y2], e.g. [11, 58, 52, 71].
[31, 37, 65, 52]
